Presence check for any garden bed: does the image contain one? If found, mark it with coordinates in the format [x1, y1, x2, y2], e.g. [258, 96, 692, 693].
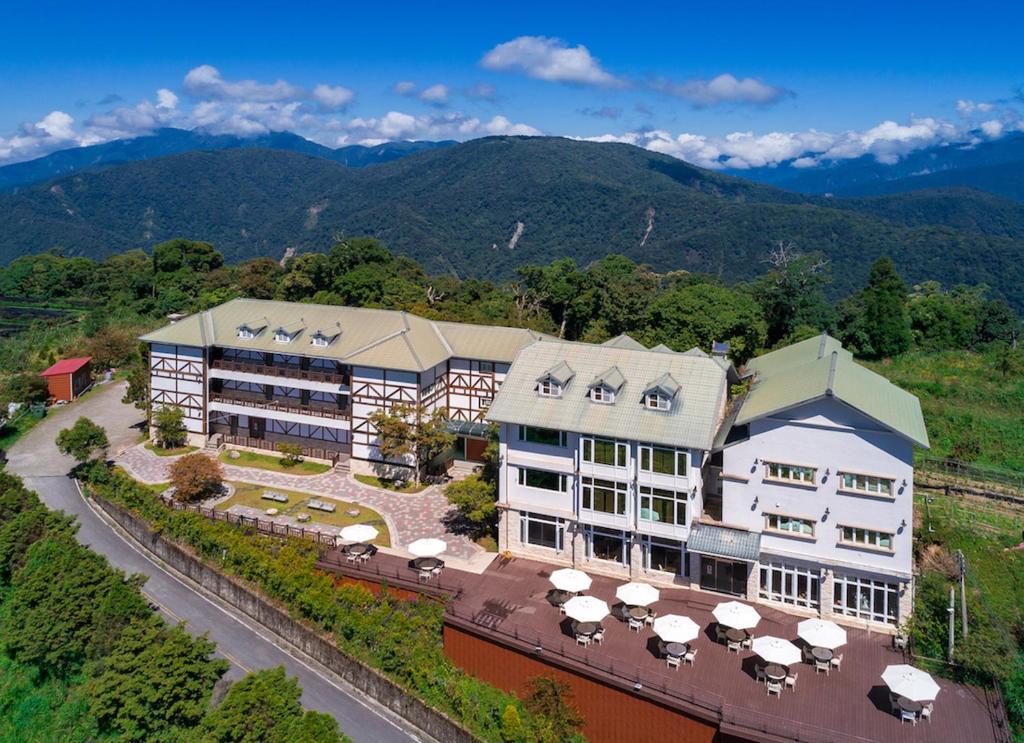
[219, 448, 331, 475]
[353, 473, 427, 494]
[144, 441, 198, 457]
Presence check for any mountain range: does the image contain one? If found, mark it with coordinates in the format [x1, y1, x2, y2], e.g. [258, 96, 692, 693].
[2, 135, 1024, 309]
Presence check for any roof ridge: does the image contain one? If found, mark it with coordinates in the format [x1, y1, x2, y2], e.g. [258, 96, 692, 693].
[429, 320, 455, 356]
[341, 327, 409, 360]
[826, 350, 838, 395]
[817, 333, 828, 359]
[402, 331, 425, 370]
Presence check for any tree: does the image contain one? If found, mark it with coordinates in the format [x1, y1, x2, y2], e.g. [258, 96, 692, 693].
[152, 405, 188, 449]
[275, 442, 304, 466]
[523, 676, 584, 743]
[237, 258, 284, 300]
[500, 704, 524, 743]
[169, 453, 224, 502]
[516, 259, 592, 339]
[858, 256, 912, 359]
[368, 404, 455, 485]
[122, 348, 150, 413]
[751, 243, 835, 346]
[85, 617, 228, 742]
[56, 417, 109, 463]
[81, 325, 139, 369]
[0, 372, 50, 406]
[445, 474, 497, 537]
[193, 666, 343, 743]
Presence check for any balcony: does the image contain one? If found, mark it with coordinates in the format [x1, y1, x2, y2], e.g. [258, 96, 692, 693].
[209, 391, 350, 421]
[211, 357, 348, 385]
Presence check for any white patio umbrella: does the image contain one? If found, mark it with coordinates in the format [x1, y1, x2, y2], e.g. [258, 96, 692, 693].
[408, 538, 447, 557]
[549, 568, 592, 593]
[882, 665, 941, 702]
[339, 524, 379, 543]
[616, 581, 660, 607]
[563, 596, 610, 624]
[752, 636, 802, 666]
[712, 600, 761, 630]
[797, 618, 847, 650]
[653, 614, 700, 645]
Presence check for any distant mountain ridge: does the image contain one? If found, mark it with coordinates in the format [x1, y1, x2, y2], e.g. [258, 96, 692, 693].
[730, 132, 1024, 201]
[0, 128, 456, 191]
[2, 136, 1024, 309]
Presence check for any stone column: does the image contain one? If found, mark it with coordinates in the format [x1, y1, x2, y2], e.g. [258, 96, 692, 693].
[897, 576, 914, 627]
[820, 568, 835, 618]
[629, 538, 644, 578]
[746, 560, 760, 602]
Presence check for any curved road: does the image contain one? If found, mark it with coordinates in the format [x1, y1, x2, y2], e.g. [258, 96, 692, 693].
[6, 382, 419, 743]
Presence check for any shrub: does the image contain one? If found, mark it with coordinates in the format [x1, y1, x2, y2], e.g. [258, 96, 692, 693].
[55, 417, 109, 463]
[169, 453, 223, 502]
[152, 405, 188, 449]
[276, 442, 304, 466]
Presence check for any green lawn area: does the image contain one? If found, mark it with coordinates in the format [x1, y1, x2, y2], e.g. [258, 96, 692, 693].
[219, 449, 331, 476]
[215, 481, 390, 546]
[0, 409, 43, 451]
[145, 441, 198, 457]
[354, 473, 427, 494]
[868, 349, 1024, 471]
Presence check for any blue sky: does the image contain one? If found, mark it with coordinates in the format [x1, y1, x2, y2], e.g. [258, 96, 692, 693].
[1, 0, 1022, 168]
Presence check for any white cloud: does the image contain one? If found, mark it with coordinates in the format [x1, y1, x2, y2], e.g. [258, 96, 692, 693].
[183, 64, 303, 102]
[0, 111, 81, 163]
[156, 88, 178, 110]
[419, 83, 449, 105]
[956, 99, 995, 117]
[481, 36, 620, 86]
[651, 73, 791, 107]
[393, 81, 416, 95]
[311, 83, 354, 111]
[339, 110, 541, 145]
[980, 119, 1004, 137]
[482, 115, 542, 136]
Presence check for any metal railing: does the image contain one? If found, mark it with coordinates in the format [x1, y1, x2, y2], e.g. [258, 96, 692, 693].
[219, 435, 345, 465]
[916, 455, 1024, 497]
[211, 358, 349, 386]
[315, 550, 461, 600]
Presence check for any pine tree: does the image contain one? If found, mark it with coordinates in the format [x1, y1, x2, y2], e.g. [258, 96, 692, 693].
[860, 256, 911, 359]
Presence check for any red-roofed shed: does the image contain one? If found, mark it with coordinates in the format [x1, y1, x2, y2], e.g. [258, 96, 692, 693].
[40, 357, 92, 402]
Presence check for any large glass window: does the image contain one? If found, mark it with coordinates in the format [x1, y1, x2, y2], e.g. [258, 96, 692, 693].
[839, 525, 894, 551]
[517, 467, 566, 492]
[839, 472, 895, 497]
[833, 573, 899, 625]
[518, 426, 567, 447]
[581, 477, 627, 515]
[521, 512, 564, 551]
[765, 461, 816, 484]
[644, 537, 685, 575]
[759, 561, 820, 609]
[582, 438, 627, 467]
[588, 527, 628, 563]
[640, 446, 688, 477]
[764, 513, 815, 536]
[639, 486, 687, 525]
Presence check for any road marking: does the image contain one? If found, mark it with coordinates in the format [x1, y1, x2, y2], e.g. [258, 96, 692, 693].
[74, 481, 423, 743]
[143, 592, 254, 673]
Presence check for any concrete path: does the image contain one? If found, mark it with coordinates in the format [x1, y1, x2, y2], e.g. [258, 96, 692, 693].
[6, 381, 420, 743]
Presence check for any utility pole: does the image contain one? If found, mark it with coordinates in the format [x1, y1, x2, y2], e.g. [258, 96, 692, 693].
[958, 550, 968, 638]
[947, 587, 956, 663]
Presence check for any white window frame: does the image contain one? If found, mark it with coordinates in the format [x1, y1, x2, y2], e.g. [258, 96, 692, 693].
[838, 471, 895, 498]
[838, 525, 895, 552]
[639, 485, 688, 526]
[833, 573, 899, 625]
[311, 334, 329, 347]
[759, 560, 820, 609]
[516, 467, 566, 492]
[238, 328, 255, 340]
[639, 445, 688, 477]
[537, 379, 562, 398]
[581, 437, 628, 467]
[765, 461, 817, 485]
[642, 536, 687, 576]
[645, 391, 670, 410]
[590, 385, 615, 404]
[581, 477, 629, 516]
[518, 426, 568, 448]
[585, 526, 630, 564]
[764, 512, 815, 538]
[274, 331, 293, 344]
[520, 511, 565, 552]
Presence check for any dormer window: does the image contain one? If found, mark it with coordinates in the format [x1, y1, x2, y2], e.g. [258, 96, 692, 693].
[238, 328, 255, 340]
[590, 385, 615, 404]
[311, 335, 329, 347]
[642, 372, 680, 412]
[588, 366, 624, 406]
[236, 318, 267, 340]
[275, 331, 292, 344]
[645, 392, 671, 411]
[310, 324, 341, 349]
[536, 361, 574, 399]
[538, 379, 562, 397]
[273, 320, 305, 345]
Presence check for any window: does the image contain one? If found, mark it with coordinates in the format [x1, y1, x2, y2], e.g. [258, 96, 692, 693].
[640, 446, 688, 477]
[587, 527, 628, 563]
[639, 486, 687, 525]
[521, 512, 564, 551]
[759, 561, 820, 609]
[517, 468, 566, 492]
[582, 438, 627, 467]
[839, 525, 894, 551]
[478, 397, 492, 409]
[645, 392, 670, 410]
[765, 461, 816, 485]
[839, 472, 895, 497]
[311, 335, 329, 347]
[581, 477, 628, 515]
[590, 386, 615, 404]
[644, 537, 685, 575]
[238, 328, 255, 339]
[518, 426, 567, 447]
[833, 573, 899, 624]
[478, 361, 495, 374]
[274, 331, 292, 344]
[764, 513, 815, 537]
[538, 379, 561, 397]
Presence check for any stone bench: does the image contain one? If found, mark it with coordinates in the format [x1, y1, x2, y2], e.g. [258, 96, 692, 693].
[307, 499, 336, 513]
[260, 491, 289, 503]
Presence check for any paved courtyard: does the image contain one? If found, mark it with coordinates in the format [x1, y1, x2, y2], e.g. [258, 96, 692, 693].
[116, 444, 485, 561]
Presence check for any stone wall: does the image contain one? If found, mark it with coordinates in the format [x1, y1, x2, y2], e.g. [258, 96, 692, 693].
[91, 494, 479, 743]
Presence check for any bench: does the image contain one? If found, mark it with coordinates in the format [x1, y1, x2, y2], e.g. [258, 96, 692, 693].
[307, 499, 336, 513]
[260, 491, 289, 503]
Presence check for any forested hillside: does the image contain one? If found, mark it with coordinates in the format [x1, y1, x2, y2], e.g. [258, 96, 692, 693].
[4, 137, 1024, 306]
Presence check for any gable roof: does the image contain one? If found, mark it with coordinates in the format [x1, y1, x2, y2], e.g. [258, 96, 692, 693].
[41, 357, 91, 376]
[140, 298, 548, 373]
[538, 360, 576, 387]
[488, 339, 728, 450]
[589, 366, 625, 392]
[644, 372, 681, 397]
[601, 334, 647, 351]
[734, 333, 929, 448]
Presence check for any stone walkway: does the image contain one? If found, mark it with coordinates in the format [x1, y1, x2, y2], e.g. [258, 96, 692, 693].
[116, 444, 483, 560]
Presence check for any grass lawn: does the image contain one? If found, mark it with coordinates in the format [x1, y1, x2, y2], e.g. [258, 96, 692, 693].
[354, 473, 427, 494]
[145, 442, 198, 457]
[0, 410, 43, 451]
[476, 535, 498, 552]
[219, 449, 331, 476]
[215, 481, 390, 546]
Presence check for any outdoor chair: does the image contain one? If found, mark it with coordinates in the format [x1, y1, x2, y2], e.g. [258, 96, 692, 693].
[665, 654, 680, 670]
[893, 634, 909, 651]
[345, 552, 358, 563]
[755, 666, 767, 685]
[431, 565, 443, 577]
[830, 653, 843, 672]
[359, 551, 372, 563]
[741, 634, 754, 650]
[921, 702, 933, 722]
[727, 639, 742, 653]
[715, 625, 727, 644]
[785, 671, 798, 690]
[418, 569, 432, 582]
[644, 610, 658, 627]
[889, 693, 901, 716]
[802, 645, 814, 664]
[815, 659, 830, 675]
[901, 709, 918, 725]
[576, 633, 592, 648]
[628, 617, 644, 633]
[766, 680, 782, 698]
[592, 629, 604, 645]
[558, 604, 566, 615]
[683, 648, 697, 666]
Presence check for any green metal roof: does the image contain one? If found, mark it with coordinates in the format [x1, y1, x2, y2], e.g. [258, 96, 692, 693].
[601, 334, 647, 350]
[688, 524, 761, 562]
[734, 333, 929, 448]
[488, 339, 728, 450]
[140, 298, 548, 373]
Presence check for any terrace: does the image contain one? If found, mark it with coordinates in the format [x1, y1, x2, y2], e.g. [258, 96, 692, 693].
[318, 550, 1011, 743]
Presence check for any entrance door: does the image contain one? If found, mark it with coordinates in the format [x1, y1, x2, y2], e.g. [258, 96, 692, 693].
[229, 415, 238, 436]
[464, 437, 488, 462]
[249, 417, 266, 440]
[700, 557, 749, 596]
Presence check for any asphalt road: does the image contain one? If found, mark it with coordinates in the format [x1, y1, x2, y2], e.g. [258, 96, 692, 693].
[6, 382, 419, 743]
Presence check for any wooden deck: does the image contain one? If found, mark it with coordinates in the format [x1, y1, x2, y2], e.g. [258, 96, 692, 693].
[317, 550, 1011, 743]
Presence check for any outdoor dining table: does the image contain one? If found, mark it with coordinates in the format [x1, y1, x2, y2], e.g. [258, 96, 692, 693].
[413, 557, 442, 571]
[897, 696, 923, 714]
[628, 606, 650, 620]
[665, 642, 688, 658]
[725, 627, 748, 643]
[347, 543, 369, 556]
[550, 588, 573, 606]
[574, 621, 599, 636]
[811, 646, 834, 663]
[765, 663, 788, 682]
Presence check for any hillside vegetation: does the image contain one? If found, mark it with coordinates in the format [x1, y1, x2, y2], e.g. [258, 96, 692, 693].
[4, 137, 1024, 306]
